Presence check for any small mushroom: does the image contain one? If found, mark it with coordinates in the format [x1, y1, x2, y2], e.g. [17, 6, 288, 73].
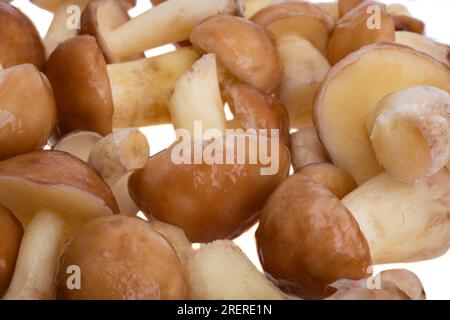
[327, 1, 395, 65]
[0, 151, 118, 299]
[0, 3, 45, 69]
[129, 134, 290, 242]
[387, 4, 424, 34]
[256, 174, 372, 299]
[45, 35, 199, 135]
[81, 0, 239, 63]
[0, 204, 23, 298]
[56, 215, 187, 299]
[190, 14, 282, 94]
[0, 64, 57, 160]
[295, 163, 357, 199]
[379, 269, 425, 300]
[314, 43, 450, 184]
[223, 82, 290, 146]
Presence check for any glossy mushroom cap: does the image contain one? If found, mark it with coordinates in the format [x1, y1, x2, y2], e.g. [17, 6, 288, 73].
[129, 134, 291, 242]
[256, 174, 372, 299]
[56, 215, 187, 299]
[0, 204, 23, 297]
[0, 3, 45, 69]
[0, 64, 57, 160]
[224, 83, 290, 147]
[46, 36, 114, 136]
[0, 151, 118, 234]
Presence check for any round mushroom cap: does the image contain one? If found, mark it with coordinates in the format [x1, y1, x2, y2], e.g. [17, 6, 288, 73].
[56, 215, 187, 300]
[46, 35, 114, 136]
[129, 134, 291, 242]
[224, 83, 291, 147]
[256, 174, 372, 299]
[0, 64, 57, 160]
[0, 151, 119, 236]
[190, 15, 282, 94]
[0, 3, 45, 69]
[0, 204, 23, 297]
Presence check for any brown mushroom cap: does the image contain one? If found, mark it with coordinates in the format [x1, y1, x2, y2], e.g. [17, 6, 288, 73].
[46, 35, 113, 136]
[256, 174, 372, 299]
[295, 163, 357, 199]
[392, 15, 425, 34]
[223, 83, 290, 147]
[0, 150, 118, 235]
[250, 1, 335, 54]
[80, 0, 144, 63]
[0, 204, 23, 297]
[0, 64, 57, 160]
[190, 15, 282, 94]
[338, 0, 364, 17]
[0, 3, 45, 69]
[56, 215, 187, 299]
[129, 134, 291, 242]
[327, 1, 395, 65]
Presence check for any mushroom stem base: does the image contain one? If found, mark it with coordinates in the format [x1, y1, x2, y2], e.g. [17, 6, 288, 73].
[3, 211, 65, 300]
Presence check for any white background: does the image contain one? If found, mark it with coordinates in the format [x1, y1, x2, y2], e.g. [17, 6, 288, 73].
[10, 0, 449, 299]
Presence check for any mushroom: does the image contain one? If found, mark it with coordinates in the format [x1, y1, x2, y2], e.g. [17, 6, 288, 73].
[290, 126, 329, 171]
[0, 64, 57, 161]
[186, 240, 286, 300]
[0, 3, 45, 69]
[190, 14, 282, 94]
[56, 215, 187, 299]
[275, 34, 330, 127]
[326, 278, 410, 300]
[327, 1, 395, 65]
[342, 169, 450, 264]
[256, 174, 372, 299]
[129, 134, 290, 242]
[223, 82, 290, 146]
[387, 3, 424, 34]
[0, 151, 118, 299]
[81, 0, 239, 63]
[53, 131, 103, 162]
[45, 35, 199, 135]
[250, 1, 335, 55]
[338, 0, 364, 17]
[295, 163, 357, 199]
[314, 43, 450, 184]
[0, 204, 23, 298]
[368, 86, 449, 184]
[395, 31, 449, 65]
[379, 269, 425, 300]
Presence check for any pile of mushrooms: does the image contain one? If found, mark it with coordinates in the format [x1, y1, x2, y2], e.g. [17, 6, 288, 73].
[0, 0, 448, 300]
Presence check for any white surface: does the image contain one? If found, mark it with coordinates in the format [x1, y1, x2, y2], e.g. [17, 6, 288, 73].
[10, 0, 449, 300]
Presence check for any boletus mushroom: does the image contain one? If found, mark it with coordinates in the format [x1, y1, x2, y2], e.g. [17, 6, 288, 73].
[129, 134, 290, 242]
[0, 64, 56, 160]
[256, 174, 372, 299]
[0, 151, 118, 299]
[56, 215, 187, 299]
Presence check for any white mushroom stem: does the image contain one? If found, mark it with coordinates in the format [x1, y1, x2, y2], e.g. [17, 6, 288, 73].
[290, 127, 329, 170]
[106, 0, 238, 61]
[169, 53, 226, 139]
[107, 48, 200, 128]
[110, 172, 139, 216]
[88, 128, 149, 186]
[368, 86, 450, 184]
[44, 0, 89, 57]
[3, 212, 65, 300]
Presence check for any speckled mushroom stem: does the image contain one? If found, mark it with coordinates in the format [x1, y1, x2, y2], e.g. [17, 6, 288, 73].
[3, 212, 65, 300]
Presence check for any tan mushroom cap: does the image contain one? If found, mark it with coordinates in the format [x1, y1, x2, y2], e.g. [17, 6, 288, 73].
[0, 64, 57, 160]
[0, 151, 119, 235]
[0, 204, 23, 297]
[56, 215, 187, 299]
[338, 0, 364, 17]
[129, 134, 291, 242]
[46, 35, 114, 136]
[0, 3, 45, 69]
[80, 0, 144, 63]
[250, 1, 335, 54]
[190, 15, 282, 94]
[223, 83, 290, 146]
[392, 15, 424, 34]
[256, 174, 372, 299]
